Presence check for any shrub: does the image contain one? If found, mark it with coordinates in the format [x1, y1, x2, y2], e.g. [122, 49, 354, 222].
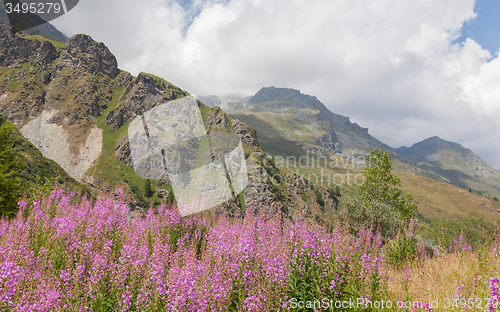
[144, 179, 154, 198]
[251, 128, 259, 146]
[340, 197, 402, 239]
[270, 184, 283, 202]
[300, 191, 308, 202]
[386, 234, 418, 267]
[314, 189, 325, 208]
[166, 189, 175, 204]
[328, 186, 341, 200]
[360, 148, 418, 222]
[386, 219, 422, 267]
[263, 156, 283, 183]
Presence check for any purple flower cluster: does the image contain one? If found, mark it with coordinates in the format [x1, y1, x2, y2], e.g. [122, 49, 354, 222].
[0, 187, 390, 311]
[448, 234, 473, 254]
[490, 278, 500, 311]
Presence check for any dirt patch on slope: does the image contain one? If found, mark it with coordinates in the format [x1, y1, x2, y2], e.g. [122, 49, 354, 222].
[20, 110, 102, 181]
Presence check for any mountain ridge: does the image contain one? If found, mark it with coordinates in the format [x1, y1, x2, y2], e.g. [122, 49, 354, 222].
[220, 86, 500, 198]
[227, 86, 390, 158]
[393, 136, 500, 195]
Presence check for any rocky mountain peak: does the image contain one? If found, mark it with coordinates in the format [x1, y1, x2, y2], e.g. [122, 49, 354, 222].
[0, 22, 58, 68]
[405, 136, 474, 159]
[251, 86, 302, 102]
[393, 136, 500, 194]
[57, 34, 119, 78]
[65, 34, 96, 52]
[227, 86, 388, 157]
[421, 136, 450, 147]
[105, 72, 188, 130]
[249, 87, 324, 111]
[395, 136, 486, 171]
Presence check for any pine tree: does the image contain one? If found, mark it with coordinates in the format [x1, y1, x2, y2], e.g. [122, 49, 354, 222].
[0, 119, 23, 218]
[144, 179, 154, 198]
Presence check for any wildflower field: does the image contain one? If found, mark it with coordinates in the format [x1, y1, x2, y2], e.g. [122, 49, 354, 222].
[1, 187, 500, 311]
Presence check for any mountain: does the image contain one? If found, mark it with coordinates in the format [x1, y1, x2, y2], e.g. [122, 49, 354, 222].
[226, 86, 391, 159]
[0, 21, 337, 222]
[394, 136, 500, 196]
[222, 86, 500, 203]
[3, 18, 498, 222]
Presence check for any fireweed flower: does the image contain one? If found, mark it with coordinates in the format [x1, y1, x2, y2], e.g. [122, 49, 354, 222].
[0, 188, 391, 311]
[490, 278, 500, 311]
[455, 284, 465, 299]
[402, 271, 411, 288]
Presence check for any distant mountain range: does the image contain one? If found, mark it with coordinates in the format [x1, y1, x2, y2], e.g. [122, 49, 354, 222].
[198, 94, 251, 109]
[216, 87, 500, 197]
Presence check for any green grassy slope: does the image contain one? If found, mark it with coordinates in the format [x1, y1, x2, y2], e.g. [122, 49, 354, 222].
[0, 115, 85, 192]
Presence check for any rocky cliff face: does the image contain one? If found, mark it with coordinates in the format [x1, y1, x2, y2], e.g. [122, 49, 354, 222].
[0, 22, 120, 126]
[0, 21, 334, 221]
[105, 72, 186, 130]
[0, 23, 58, 68]
[57, 34, 120, 78]
[112, 96, 333, 221]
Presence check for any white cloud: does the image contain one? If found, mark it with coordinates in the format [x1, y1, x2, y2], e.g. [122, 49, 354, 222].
[51, 0, 500, 168]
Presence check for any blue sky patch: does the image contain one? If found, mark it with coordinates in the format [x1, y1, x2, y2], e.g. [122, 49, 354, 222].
[455, 0, 500, 56]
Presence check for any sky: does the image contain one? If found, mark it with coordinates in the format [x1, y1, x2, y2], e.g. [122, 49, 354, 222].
[48, 0, 500, 168]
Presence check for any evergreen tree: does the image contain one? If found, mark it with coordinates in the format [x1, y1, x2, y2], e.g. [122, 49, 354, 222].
[0, 119, 23, 218]
[144, 179, 154, 198]
[166, 189, 175, 204]
[251, 128, 259, 146]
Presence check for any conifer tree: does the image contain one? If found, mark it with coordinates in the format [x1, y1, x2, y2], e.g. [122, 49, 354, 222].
[0, 118, 23, 218]
[144, 179, 154, 198]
